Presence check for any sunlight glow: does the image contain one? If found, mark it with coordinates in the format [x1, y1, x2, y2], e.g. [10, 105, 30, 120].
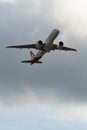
[54, 0, 87, 38]
[54, 0, 87, 21]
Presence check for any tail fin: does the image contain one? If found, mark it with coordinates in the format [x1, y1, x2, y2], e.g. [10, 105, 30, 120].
[30, 51, 35, 60]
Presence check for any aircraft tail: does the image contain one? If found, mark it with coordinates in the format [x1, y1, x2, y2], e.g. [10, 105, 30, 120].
[21, 50, 42, 64]
[30, 51, 35, 60]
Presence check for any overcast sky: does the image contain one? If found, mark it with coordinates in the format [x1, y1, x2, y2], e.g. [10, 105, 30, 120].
[0, 0, 87, 130]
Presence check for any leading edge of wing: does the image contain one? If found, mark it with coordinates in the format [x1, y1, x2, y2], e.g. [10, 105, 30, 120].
[6, 44, 36, 49]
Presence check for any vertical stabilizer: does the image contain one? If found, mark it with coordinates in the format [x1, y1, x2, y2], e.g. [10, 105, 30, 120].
[30, 51, 35, 60]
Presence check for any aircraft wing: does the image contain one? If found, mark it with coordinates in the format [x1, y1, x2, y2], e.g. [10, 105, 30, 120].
[21, 60, 42, 64]
[52, 44, 77, 51]
[6, 44, 36, 49]
[58, 46, 77, 51]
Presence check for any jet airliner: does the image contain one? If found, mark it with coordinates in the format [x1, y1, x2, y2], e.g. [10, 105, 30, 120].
[6, 29, 77, 65]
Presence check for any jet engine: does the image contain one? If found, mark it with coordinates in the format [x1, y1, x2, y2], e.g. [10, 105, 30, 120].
[57, 41, 64, 49]
[36, 40, 44, 50]
[59, 41, 64, 46]
[37, 40, 43, 45]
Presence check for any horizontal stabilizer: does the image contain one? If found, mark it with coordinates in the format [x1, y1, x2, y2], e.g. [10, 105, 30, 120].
[21, 60, 42, 64]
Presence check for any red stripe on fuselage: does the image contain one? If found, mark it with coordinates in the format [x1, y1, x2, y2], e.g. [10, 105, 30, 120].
[31, 57, 41, 64]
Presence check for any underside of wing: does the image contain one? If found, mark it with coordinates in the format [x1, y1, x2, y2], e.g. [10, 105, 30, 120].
[52, 44, 77, 51]
[58, 46, 77, 51]
[21, 60, 42, 64]
[6, 44, 36, 49]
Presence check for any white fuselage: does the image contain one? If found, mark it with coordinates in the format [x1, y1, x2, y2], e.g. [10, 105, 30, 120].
[36, 29, 60, 58]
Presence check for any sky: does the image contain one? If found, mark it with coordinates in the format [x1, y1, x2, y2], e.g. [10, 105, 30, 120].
[0, 0, 87, 129]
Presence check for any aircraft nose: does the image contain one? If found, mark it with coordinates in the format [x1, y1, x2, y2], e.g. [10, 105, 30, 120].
[53, 29, 60, 34]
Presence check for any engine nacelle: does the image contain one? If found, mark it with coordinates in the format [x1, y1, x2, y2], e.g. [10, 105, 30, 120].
[59, 41, 64, 46]
[36, 40, 44, 50]
[57, 41, 64, 50]
[37, 40, 43, 45]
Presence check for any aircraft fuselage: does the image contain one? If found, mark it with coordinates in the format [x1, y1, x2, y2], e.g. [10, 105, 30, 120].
[32, 29, 59, 64]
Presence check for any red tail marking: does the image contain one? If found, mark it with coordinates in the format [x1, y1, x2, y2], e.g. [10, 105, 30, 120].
[30, 51, 35, 60]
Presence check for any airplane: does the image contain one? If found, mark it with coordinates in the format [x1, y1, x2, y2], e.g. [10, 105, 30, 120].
[6, 29, 77, 65]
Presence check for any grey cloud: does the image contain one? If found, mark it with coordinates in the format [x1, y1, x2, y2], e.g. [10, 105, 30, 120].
[0, 0, 87, 105]
[0, 0, 57, 43]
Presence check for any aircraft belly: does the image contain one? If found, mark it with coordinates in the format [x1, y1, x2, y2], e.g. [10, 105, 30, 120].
[44, 29, 60, 51]
[45, 29, 59, 44]
[36, 50, 46, 57]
